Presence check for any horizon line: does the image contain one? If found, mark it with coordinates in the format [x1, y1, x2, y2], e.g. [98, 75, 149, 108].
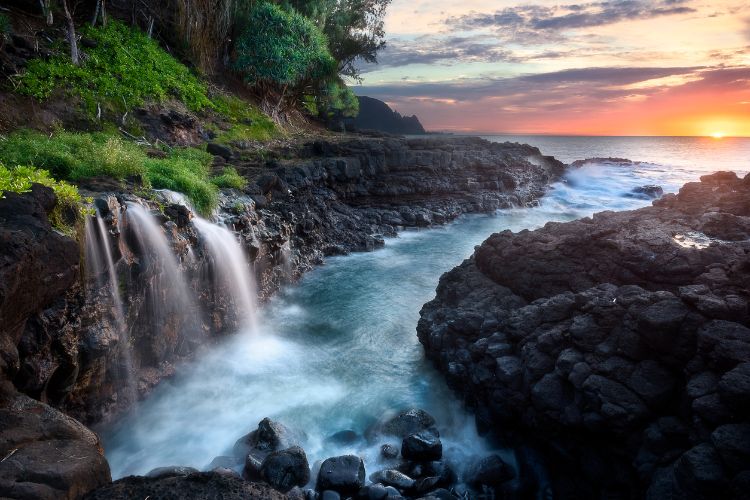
[425, 132, 750, 138]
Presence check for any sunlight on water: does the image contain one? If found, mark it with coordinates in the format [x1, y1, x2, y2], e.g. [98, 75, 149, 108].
[101, 136, 750, 481]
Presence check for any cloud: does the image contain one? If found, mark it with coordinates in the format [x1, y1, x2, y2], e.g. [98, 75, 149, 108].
[355, 65, 746, 113]
[359, 35, 521, 71]
[447, 1, 696, 36]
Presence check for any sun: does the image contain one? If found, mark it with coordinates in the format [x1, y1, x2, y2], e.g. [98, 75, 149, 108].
[711, 132, 725, 139]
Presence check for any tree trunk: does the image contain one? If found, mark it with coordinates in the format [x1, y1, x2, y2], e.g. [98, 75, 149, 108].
[61, 0, 80, 66]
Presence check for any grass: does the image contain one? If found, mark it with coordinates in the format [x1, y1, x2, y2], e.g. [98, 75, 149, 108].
[211, 166, 247, 189]
[211, 94, 278, 143]
[0, 130, 249, 215]
[0, 163, 88, 234]
[18, 21, 212, 115]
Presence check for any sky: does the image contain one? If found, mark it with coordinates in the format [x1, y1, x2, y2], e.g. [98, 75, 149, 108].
[353, 0, 750, 136]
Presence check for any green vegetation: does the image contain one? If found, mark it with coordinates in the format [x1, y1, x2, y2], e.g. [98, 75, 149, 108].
[0, 130, 248, 215]
[211, 166, 247, 189]
[144, 148, 218, 214]
[234, 2, 336, 89]
[211, 94, 278, 142]
[314, 82, 360, 120]
[0, 13, 10, 38]
[18, 21, 212, 114]
[0, 163, 87, 234]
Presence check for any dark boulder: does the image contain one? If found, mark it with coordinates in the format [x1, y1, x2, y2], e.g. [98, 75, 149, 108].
[207, 142, 234, 161]
[369, 469, 415, 490]
[146, 466, 199, 479]
[260, 446, 310, 493]
[0, 383, 111, 500]
[83, 471, 286, 499]
[401, 431, 442, 461]
[379, 409, 437, 438]
[465, 454, 515, 488]
[316, 455, 365, 496]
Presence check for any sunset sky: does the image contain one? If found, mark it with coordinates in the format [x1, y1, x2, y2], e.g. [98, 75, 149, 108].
[354, 0, 750, 136]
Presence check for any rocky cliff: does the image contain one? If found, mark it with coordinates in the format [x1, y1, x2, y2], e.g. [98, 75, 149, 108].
[0, 134, 563, 498]
[417, 171, 750, 498]
[352, 97, 426, 135]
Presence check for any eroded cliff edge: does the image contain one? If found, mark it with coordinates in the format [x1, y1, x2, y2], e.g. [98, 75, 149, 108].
[417, 171, 750, 498]
[0, 135, 564, 498]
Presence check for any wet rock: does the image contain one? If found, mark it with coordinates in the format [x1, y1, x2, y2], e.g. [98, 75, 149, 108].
[316, 455, 365, 496]
[146, 466, 200, 479]
[401, 430, 442, 461]
[234, 417, 301, 460]
[630, 185, 664, 199]
[465, 454, 515, 488]
[369, 469, 415, 490]
[320, 490, 340, 500]
[0, 383, 111, 499]
[83, 471, 286, 499]
[260, 446, 310, 493]
[711, 424, 750, 474]
[380, 444, 399, 459]
[417, 172, 750, 497]
[379, 408, 437, 438]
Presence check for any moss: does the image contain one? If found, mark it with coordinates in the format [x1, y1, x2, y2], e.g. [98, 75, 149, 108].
[144, 147, 218, 214]
[211, 166, 247, 189]
[211, 94, 278, 143]
[18, 21, 212, 115]
[0, 163, 90, 235]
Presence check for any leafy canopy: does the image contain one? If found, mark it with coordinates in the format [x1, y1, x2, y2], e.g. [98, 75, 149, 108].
[233, 2, 337, 88]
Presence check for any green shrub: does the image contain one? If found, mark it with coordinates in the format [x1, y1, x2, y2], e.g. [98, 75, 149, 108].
[0, 163, 87, 233]
[18, 21, 212, 114]
[211, 166, 247, 189]
[233, 2, 337, 87]
[314, 81, 359, 119]
[144, 148, 218, 214]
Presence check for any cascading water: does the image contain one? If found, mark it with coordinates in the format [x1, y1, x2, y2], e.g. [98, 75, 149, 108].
[123, 203, 201, 347]
[193, 218, 258, 331]
[84, 209, 135, 401]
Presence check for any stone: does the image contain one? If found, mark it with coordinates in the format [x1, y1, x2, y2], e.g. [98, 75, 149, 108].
[84, 471, 286, 500]
[380, 444, 399, 459]
[0, 384, 111, 499]
[718, 362, 750, 413]
[260, 446, 310, 493]
[146, 466, 199, 479]
[401, 431, 442, 461]
[379, 409, 437, 438]
[369, 469, 415, 490]
[316, 455, 365, 496]
[207, 142, 234, 160]
[465, 454, 515, 487]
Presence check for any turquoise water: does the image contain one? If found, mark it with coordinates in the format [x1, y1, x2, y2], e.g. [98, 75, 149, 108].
[101, 136, 750, 480]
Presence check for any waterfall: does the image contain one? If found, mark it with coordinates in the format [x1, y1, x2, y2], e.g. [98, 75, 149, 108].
[123, 203, 201, 346]
[193, 218, 258, 331]
[84, 209, 135, 401]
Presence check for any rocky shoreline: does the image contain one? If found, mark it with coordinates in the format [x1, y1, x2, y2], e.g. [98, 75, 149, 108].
[0, 134, 564, 498]
[418, 171, 750, 498]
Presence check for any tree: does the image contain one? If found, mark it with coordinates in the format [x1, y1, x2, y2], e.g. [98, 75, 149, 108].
[278, 0, 390, 81]
[61, 0, 80, 65]
[233, 2, 337, 119]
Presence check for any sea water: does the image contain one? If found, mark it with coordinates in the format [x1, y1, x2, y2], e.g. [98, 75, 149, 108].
[101, 136, 750, 480]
